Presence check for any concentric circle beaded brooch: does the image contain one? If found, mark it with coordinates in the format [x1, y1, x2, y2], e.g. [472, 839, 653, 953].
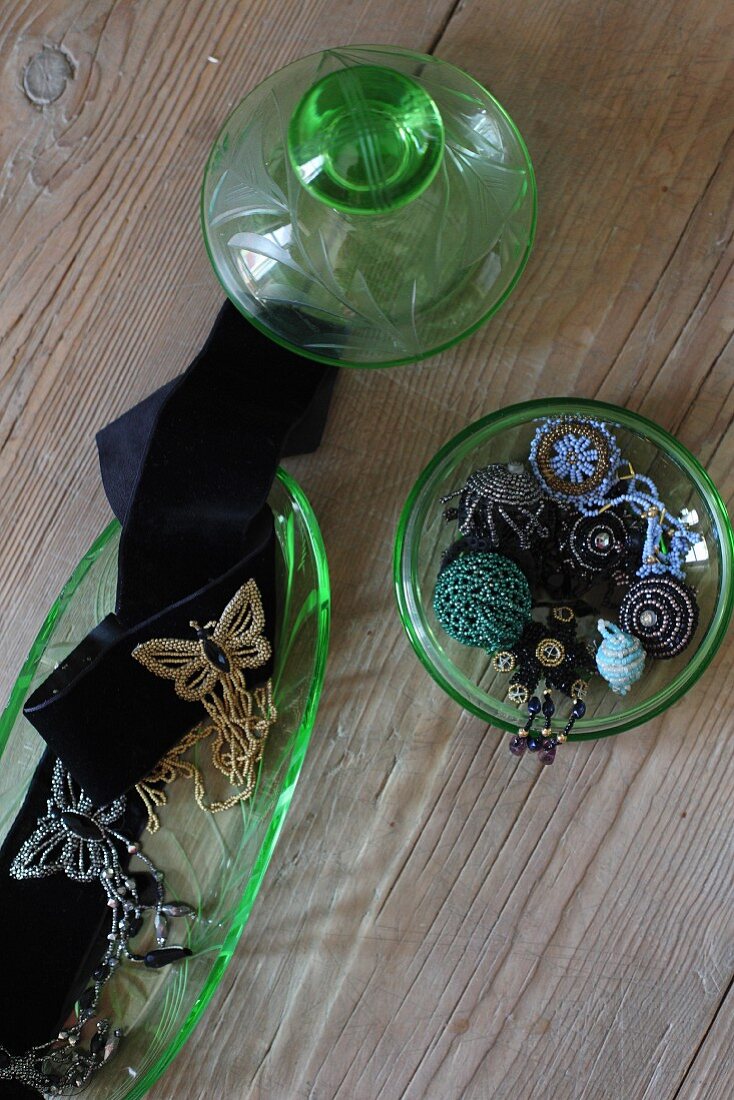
[433, 415, 703, 767]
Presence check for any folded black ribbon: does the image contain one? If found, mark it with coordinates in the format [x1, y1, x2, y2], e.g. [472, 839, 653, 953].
[24, 302, 335, 802]
[0, 303, 335, 1092]
[24, 509, 276, 804]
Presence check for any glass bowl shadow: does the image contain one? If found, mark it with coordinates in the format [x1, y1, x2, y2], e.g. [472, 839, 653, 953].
[201, 44, 537, 368]
[394, 399, 734, 739]
[0, 468, 330, 1097]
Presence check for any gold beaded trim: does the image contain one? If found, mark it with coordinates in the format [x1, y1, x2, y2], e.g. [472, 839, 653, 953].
[492, 650, 516, 673]
[133, 580, 276, 831]
[136, 724, 210, 833]
[551, 605, 575, 623]
[508, 682, 529, 705]
[535, 422, 612, 497]
[135, 681, 276, 833]
[535, 638, 566, 667]
[571, 678, 588, 699]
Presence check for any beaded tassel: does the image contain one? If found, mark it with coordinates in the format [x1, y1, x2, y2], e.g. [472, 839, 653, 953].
[507, 692, 586, 766]
[537, 690, 556, 762]
[508, 695, 540, 757]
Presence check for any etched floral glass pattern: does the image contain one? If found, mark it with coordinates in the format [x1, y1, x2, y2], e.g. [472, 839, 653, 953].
[201, 46, 536, 366]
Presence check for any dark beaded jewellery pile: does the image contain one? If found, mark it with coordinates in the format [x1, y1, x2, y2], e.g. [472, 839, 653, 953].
[433, 416, 703, 766]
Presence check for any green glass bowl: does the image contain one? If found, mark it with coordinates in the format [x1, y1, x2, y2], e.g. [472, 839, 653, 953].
[201, 44, 536, 368]
[0, 468, 329, 1097]
[394, 399, 734, 739]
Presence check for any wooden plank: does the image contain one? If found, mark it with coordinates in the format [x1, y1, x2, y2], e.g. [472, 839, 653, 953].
[675, 988, 734, 1100]
[0, 1, 732, 1099]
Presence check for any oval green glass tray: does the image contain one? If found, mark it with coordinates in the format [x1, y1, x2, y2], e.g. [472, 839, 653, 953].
[0, 467, 330, 1098]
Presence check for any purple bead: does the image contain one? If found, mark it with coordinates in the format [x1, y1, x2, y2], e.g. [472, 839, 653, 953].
[539, 738, 557, 765]
[528, 696, 541, 715]
[572, 699, 586, 718]
[527, 733, 543, 752]
[509, 735, 527, 757]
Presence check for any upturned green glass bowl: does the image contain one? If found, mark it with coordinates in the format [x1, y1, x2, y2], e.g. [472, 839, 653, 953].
[394, 399, 734, 739]
[201, 44, 536, 368]
[0, 468, 329, 1097]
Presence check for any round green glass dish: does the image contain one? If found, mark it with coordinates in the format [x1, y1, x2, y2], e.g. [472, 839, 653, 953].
[0, 468, 329, 1098]
[201, 44, 536, 368]
[394, 399, 734, 740]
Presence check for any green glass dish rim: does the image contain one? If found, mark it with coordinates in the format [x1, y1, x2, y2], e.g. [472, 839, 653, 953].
[0, 466, 331, 1097]
[393, 398, 734, 740]
[200, 43, 538, 370]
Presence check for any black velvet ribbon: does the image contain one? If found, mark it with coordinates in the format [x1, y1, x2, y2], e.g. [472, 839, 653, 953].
[0, 303, 335, 1093]
[24, 510, 276, 805]
[23, 302, 335, 801]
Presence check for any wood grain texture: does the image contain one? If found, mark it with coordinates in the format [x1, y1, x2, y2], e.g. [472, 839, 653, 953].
[0, 1, 732, 1098]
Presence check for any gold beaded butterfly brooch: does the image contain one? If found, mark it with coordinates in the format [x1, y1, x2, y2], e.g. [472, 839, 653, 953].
[132, 579, 276, 831]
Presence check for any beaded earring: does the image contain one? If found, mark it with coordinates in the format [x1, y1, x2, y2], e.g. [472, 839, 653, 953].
[490, 605, 595, 765]
[619, 574, 698, 659]
[433, 551, 532, 651]
[529, 417, 621, 506]
[595, 620, 646, 694]
[441, 462, 549, 548]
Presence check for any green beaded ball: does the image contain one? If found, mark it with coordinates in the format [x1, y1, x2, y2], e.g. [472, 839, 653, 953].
[432, 551, 532, 651]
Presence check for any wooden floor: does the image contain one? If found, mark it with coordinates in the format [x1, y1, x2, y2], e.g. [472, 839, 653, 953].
[1, 1, 733, 1098]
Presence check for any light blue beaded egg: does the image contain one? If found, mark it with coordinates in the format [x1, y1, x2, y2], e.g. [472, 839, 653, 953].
[595, 620, 646, 695]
